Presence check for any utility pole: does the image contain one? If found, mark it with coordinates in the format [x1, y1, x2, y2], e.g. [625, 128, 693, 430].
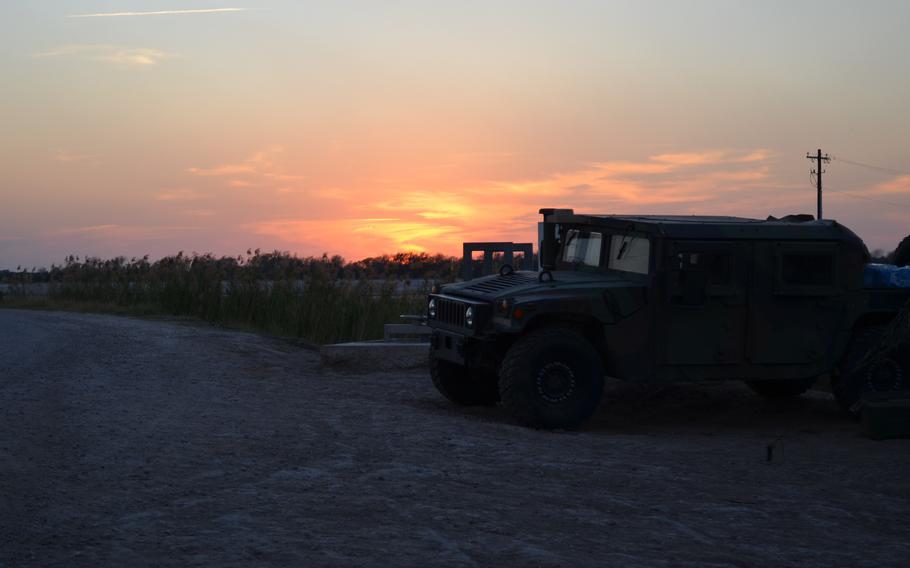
[806, 149, 830, 220]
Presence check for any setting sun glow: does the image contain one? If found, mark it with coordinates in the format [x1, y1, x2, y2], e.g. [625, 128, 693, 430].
[2, 1, 909, 267]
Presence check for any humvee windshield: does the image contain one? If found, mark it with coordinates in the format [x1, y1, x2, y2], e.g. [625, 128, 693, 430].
[608, 234, 650, 274]
[560, 228, 650, 274]
[562, 228, 603, 267]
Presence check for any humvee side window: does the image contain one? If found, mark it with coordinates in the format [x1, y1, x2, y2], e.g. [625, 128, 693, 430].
[781, 253, 834, 286]
[562, 229, 603, 268]
[671, 249, 735, 304]
[608, 235, 650, 275]
[675, 252, 733, 286]
[775, 244, 839, 295]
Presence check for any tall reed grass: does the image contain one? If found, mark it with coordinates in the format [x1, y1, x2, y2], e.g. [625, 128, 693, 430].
[4, 251, 433, 344]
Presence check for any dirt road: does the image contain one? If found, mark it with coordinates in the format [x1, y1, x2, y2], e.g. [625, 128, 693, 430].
[1, 309, 908, 567]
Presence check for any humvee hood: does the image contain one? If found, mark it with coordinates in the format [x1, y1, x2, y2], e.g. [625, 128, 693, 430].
[440, 270, 633, 300]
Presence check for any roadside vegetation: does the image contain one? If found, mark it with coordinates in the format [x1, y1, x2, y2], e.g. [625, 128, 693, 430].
[0, 251, 462, 344]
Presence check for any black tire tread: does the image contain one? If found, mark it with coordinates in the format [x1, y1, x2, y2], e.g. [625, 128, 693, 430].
[499, 328, 604, 429]
[832, 325, 903, 415]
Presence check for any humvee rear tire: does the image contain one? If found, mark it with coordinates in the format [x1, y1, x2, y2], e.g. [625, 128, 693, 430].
[745, 378, 816, 399]
[894, 235, 910, 266]
[498, 328, 605, 429]
[832, 325, 907, 416]
[429, 351, 499, 407]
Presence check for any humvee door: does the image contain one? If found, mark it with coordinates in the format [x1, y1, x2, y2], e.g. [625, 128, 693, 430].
[748, 241, 845, 365]
[661, 241, 749, 365]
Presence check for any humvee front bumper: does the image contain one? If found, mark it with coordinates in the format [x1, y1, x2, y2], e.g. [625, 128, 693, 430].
[430, 329, 467, 365]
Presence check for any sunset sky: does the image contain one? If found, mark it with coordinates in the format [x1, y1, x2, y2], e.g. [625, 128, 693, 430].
[2, 1, 909, 268]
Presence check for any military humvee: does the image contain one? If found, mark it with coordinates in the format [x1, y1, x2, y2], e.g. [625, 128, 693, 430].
[427, 208, 910, 429]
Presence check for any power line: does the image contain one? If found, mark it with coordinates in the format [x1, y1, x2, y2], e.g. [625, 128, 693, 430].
[804, 151, 910, 213]
[825, 186, 910, 210]
[831, 156, 910, 177]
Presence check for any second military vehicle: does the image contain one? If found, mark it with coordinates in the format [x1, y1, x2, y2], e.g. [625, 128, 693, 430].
[427, 208, 910, 429]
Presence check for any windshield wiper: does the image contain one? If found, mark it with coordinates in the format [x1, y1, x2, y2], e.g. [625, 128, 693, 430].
[617, 234, 631, 260]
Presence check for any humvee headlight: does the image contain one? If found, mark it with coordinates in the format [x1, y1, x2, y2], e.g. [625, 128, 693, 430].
[428, 298, 437, 318]
[465, 306, 474, 327]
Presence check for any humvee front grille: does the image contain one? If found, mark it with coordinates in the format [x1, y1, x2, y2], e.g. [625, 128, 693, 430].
[464, 273, 536, 294]
[436, 298, 467, 327]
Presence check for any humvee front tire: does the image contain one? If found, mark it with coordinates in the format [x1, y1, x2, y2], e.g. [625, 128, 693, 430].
[745, 378, 816, 399]
[832, 325, 907, 416]
[429, 351, 499, 406]
[498, 328, 605, 429]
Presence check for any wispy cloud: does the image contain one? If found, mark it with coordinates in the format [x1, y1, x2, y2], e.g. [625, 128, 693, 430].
[651, 149, 771, 166]
[53, 149, 102, 165]
[871, 175, 910, 196]
[50, 225, 121, 237]
[189, 146, 305, 185]
[179, 209, 217, 218]
[155, 189, 204, 201]
[68, 8, 248, 18]
[49, 225, 199, 239]
[34, 45, 175, 67]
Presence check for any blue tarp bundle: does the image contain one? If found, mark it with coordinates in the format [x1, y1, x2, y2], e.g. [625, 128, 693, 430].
[864, 263, 910, 288]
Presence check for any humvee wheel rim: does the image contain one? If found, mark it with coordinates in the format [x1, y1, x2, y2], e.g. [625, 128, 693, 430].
[865, 359, 903, 393]
[536, 361, 576, 403]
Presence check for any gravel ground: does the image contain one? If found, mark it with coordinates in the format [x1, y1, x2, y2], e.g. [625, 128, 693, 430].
[1, 309, 908, 567]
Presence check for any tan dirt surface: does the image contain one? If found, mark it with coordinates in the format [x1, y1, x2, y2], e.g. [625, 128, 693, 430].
[1, 309, 908, 567]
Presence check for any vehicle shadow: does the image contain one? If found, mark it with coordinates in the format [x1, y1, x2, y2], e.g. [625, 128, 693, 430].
[406, 379, 856, 436]
[584, 379, 851, 436]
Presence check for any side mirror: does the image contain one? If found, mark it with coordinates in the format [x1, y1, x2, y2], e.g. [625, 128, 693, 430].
[539, 221, 558, 270]
[538, 208, 573, 271]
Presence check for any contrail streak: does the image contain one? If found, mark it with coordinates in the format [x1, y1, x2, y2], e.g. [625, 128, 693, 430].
[69, 8, 247, 18]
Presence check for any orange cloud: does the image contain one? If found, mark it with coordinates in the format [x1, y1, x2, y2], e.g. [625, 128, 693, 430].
[376, 193, 476, 220]
[651, 149, 771, 166]
[232, 146, 779, 257]
[872, 175, 910, 195]
[247, 218, 461, 256]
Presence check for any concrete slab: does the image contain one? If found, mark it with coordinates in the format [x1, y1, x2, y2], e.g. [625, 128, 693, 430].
[320, 340, 429, 371]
